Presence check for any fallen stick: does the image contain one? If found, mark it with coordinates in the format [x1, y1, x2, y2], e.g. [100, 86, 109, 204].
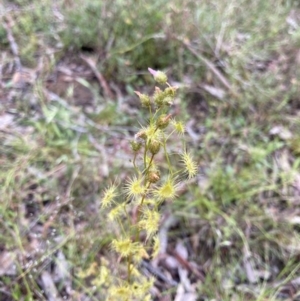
[141, 259, 178, 287]
[176, 37, 238, 97]
[80, 54, 114, 99]
[3, 15, 22, 72]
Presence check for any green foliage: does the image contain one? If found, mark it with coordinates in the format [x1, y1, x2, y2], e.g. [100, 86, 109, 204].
[60, 1, 104, 50]
[2, 0, 57, 65]
[209, 166, 240, 205]
[60, 0, 178, 82]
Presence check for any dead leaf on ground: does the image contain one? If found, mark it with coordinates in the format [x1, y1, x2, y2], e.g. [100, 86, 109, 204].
[200, 84, 226, 100]
[269, 125, 292, 140]
[40, 270, 63, 301]
[0, 251, 17, 276]
[0, 113, 15, 130]
[175, 286, 197, 301]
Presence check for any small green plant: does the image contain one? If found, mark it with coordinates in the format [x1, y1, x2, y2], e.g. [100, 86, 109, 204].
[100, 68, 197, 300]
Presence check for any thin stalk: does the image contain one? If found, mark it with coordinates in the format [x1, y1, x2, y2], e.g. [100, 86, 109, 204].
[143, 154, 155, 176]
[162, 133, 172, 174]
[127, 255, 132, 284]
[133, 153, 139, 174]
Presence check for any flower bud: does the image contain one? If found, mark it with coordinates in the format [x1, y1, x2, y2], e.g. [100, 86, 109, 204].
[134, 91, 151, 108]
[164, 86, 177, 97]
[149, 140, 160, 155]
[156, 114, 171, 129]
[154, 71, 168, 84]
[162, 96, 173, 106]
[130, 140, 142, 152]
[148, 68, 168, 84]
[153, 87, 164, 107]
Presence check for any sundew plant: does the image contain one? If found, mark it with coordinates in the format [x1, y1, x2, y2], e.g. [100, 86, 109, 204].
[101, 68, 198, 300]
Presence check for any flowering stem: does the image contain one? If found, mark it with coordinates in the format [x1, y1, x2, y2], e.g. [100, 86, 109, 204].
[101, 69, 196, 300]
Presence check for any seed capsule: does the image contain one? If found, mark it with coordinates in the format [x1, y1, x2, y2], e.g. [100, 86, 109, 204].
[149, 140, 160, 155]
[136, 130, 147, 140]
[148, 171, 160, 183]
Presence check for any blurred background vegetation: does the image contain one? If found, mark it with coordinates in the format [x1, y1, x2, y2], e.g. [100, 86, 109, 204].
[1, 0, 300, 300]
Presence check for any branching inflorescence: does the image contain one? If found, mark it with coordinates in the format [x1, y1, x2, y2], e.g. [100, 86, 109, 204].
[101, 68, 198, 300]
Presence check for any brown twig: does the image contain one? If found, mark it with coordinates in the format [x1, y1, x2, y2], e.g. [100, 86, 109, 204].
[176, 37, 238, 97]
[80, 54, 114, 99]
[3, 15, 22, 72]
[168, 248, 205, 282]
[141, 260, 178, 287]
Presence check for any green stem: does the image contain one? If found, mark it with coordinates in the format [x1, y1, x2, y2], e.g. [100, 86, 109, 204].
[135, 181, 151, 242]
[143, 144, 147, 170]
[143, 154, 154, 176]
[127, 255, 132, 284]
[133, 153, 139, 175]
[162, 133, 172, 174]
